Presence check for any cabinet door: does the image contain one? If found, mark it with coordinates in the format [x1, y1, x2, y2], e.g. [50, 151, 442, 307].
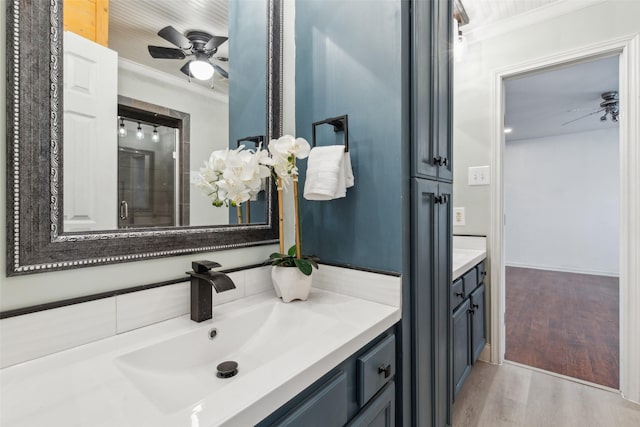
[434, 0, 453, 183]
[436, 182, 452, 426]
[411, 0, 437, 180]
[273, 371, 348, 427]
[347, 382, 395, 427]
[470, 284, 487, 364]
[411, 0, 453, 182]
[452, 300, 471, 399]
[411, 179, 451, 426]
[411, 178, 437, 426]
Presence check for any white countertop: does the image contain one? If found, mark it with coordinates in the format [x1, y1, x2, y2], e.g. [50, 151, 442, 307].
[0, 289, 400, 427]
[452, 236, 487, 281]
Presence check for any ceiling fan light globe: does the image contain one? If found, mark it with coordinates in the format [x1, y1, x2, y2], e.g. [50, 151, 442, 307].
[189, 60, 214, 80]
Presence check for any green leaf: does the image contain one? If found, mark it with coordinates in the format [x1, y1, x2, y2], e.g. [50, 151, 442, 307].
[287, 245, 297, 257]
[305, 257, 319, 269]
[269, 252, 284, 259]
[294, 259, 313, 276]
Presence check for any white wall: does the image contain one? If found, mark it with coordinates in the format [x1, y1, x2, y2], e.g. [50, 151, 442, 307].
[118, 62, 230, 226]
[0, 5, 283, 311]
[452, 0, 640, 350]
[504, 128, 619, 276]
[453, 0, 640, 236]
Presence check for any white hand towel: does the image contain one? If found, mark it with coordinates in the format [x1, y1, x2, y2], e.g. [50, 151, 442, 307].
[304, 146, 354, 200]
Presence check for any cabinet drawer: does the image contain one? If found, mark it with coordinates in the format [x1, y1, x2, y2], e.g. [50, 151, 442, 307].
[477, 262, 486, 284]
[357, 334, 396, 406]
[462, 269, 477, 295]
[451, 278, 465, 310]
[347, 381, 395, 427]
[274, 371, 348, 427]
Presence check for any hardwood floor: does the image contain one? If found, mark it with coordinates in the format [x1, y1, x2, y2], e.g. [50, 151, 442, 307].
[452, 362, 640, 427]
[505, 267, 619, 388]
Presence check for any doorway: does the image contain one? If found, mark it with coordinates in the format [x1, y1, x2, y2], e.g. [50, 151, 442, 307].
[502, 56, 620, 388]
[116, 99, 191, 228]
[488, 34, 640, 403]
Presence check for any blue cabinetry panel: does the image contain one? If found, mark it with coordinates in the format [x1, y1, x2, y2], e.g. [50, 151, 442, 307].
[273, 371, 347, 427]
[348, 382, 396, 427]
[357, 335, 396, 406]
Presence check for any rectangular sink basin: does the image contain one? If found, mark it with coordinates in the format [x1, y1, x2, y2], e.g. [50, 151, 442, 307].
[115, 300, 337, 413]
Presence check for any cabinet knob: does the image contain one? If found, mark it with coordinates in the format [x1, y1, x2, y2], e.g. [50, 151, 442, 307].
[378, 364, 392, 378]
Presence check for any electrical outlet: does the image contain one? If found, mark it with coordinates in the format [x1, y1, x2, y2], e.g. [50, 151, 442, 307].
[468, 166, 490, 186]
[454, 207, 465, 226]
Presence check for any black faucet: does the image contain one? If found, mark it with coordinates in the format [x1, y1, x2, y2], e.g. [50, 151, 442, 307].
[188, 260, 236, 322]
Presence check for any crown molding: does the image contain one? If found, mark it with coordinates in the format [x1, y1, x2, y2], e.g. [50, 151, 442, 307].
[464, 0, 608, 44]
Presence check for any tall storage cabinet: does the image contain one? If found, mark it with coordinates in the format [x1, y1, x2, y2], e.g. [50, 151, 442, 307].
[410, 0, 453, 426]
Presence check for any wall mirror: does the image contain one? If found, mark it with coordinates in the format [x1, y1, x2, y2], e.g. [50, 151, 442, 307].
[6, 0, 282, 275]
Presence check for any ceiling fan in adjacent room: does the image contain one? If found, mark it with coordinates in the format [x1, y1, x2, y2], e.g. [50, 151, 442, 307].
[562, 91, 619, 126]
[148, 25, 229, 81]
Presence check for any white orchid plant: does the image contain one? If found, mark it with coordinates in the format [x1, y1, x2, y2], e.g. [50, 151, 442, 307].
[194, 144, 271, 208]
[195, 134, 317, 274]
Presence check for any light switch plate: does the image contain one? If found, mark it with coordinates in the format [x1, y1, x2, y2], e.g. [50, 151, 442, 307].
[454, 207, 465, 226]
[468, 166, 490, 186]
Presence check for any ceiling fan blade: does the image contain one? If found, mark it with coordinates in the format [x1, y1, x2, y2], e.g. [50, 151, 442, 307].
[158, 26, 191, 49]
[204, 35, 228, 51]
[180, 61, 193, 76]
[562, 108, 605, 126]
[148, 46, 186, 60]
[213, 63, 229, 79]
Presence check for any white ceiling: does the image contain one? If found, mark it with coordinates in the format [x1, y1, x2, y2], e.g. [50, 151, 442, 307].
[108, 0, 229, 91]
[504, 55, 619, 141]
[461, 0, 561, 30]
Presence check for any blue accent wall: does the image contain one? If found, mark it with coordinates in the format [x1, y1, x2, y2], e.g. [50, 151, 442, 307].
[228, 0, 268, 224]
[295, 0, 407, 273]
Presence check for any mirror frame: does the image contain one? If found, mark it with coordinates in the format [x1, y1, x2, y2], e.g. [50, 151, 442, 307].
[6, 0, 283, 275]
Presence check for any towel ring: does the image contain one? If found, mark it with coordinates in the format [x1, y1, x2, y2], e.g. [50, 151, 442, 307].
[311, 115, 349, 152]
[237, 135, 265, 148]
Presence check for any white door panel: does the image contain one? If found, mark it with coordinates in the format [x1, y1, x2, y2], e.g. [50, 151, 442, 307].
[63, 31, 118, 232]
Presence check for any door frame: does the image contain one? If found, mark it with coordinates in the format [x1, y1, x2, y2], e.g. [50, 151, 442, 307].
[489, 34, 640, 403]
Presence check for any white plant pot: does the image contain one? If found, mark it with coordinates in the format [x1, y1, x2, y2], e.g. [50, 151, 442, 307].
[271, 266, 313, 303]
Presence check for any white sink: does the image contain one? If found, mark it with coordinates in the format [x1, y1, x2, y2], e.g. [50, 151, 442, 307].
[116, 300, 338, 413]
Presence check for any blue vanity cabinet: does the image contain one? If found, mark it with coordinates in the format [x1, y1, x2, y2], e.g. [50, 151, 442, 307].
[451, 262, 487, 400]
[257, 330, 397, 427]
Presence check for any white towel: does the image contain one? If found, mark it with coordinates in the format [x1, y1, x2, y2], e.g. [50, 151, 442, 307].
[304, 146, 354, 200]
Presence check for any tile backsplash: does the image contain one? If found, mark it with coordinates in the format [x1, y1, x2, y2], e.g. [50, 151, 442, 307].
[0, 265, 272, 369]
[0, 264, 400, 369]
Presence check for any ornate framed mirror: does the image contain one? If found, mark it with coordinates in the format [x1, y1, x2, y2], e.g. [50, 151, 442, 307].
[6, 0, 282, 275]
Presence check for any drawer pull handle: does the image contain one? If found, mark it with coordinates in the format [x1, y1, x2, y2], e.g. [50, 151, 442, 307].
[455, 291, 464, 298]
[472, 303, 479, 309]
[378, 364, 392, 378]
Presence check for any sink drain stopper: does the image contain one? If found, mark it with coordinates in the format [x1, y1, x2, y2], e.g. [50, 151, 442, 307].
[216, 360, 238, 378]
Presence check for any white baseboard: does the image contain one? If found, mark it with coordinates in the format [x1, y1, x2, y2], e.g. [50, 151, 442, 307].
[505, 262, 619, 278]
[478, 343, 492, 363]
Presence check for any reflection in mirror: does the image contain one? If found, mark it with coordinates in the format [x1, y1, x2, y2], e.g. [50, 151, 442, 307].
[6, 0, 281, 275]
[62, 0, 268, 233]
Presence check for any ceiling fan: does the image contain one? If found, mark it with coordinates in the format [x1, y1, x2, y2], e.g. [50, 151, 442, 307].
[147, 26, 229, 81]
[562, 91, 619, 126]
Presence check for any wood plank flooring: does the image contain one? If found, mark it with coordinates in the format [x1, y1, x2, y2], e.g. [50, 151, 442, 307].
[505, 267, 619, 388]
[452, 361, 640, 427]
